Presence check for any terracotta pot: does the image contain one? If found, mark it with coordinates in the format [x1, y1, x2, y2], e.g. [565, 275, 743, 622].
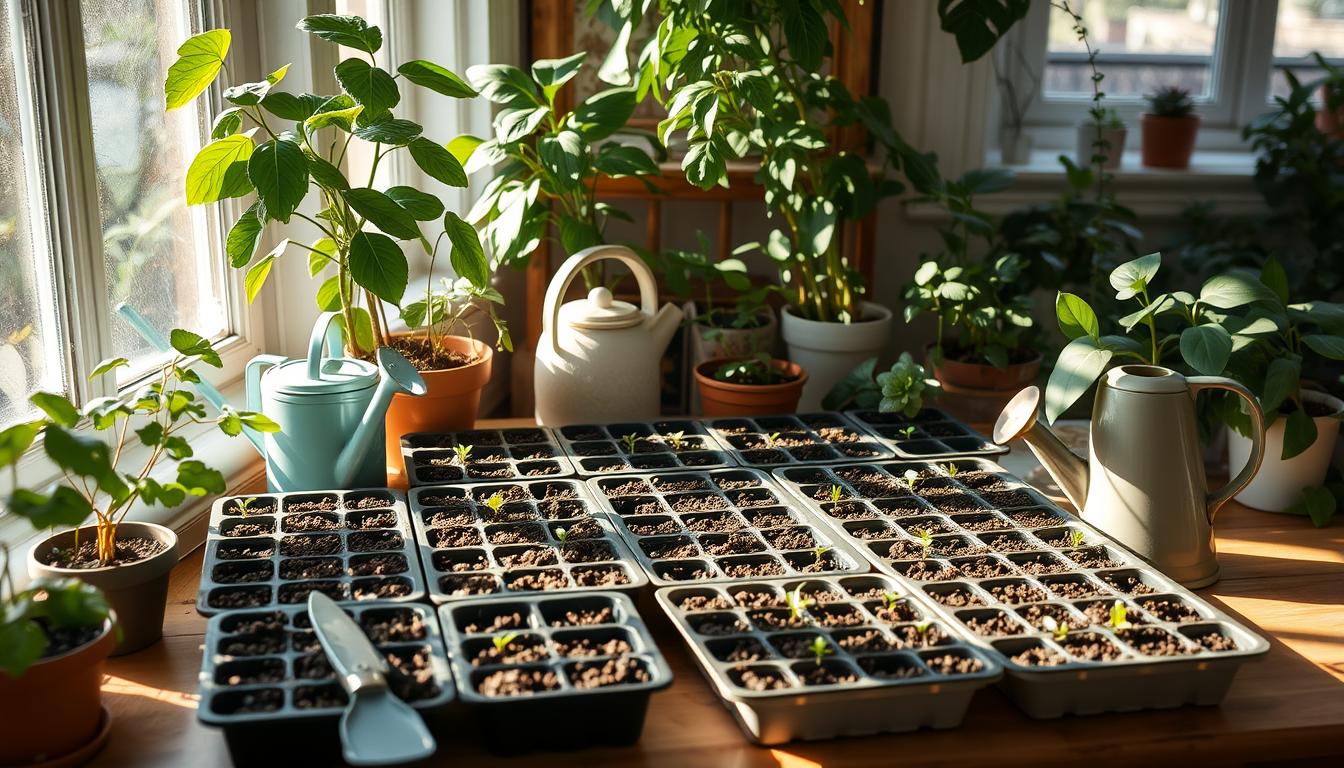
[694, 358, 807, 417]
[28, 522, 178, 655]
[384, 333, 493, 488]
[1141, 113, 1200, 169]
[1316, 84, 1344, 140]
[0, 618, 114, 764]
[932, 347, 1042, 424]
[685, 302, 778, 414]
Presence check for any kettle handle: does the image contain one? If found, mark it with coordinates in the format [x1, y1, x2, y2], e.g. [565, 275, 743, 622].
[542, 245, 658, 356]
[306, 311, 345, 380]
[1189, 376, 1266, 523]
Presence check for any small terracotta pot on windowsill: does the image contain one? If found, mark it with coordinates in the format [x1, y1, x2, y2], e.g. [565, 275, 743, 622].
[694, 358, 807, 417]
[1141, 113, 1200, 169]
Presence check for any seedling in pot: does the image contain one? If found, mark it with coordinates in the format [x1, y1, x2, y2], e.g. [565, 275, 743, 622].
[944, 463, 960, 477]
[454, 444, 474, 465]
[786, 583, 814, 622]
[492, 631, 520, 654]
[915, 621, 933, 642]
[903, 470, 920, 489]
[880, 590, 905, 612]
[914, 527, 934, 560]
[765, 432, 781, 447]
[809, 635, 833, 666]
[484, 492, 504, 513]
[664, 431, 687, 451]
[236, 496, 259, 517]
[829, 484, 844, 503]
[1042, 615, 1070, 641]
[899, 426, 917, 439]
[555, 527, 569, 545]
[621, 433, 640, 454]
[813, 546, 832, 568]
[1068, 529, 1085, 549]
[1107, 600, 1132, 631]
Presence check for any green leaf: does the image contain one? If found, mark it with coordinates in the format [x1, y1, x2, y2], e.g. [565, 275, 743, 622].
[407, 138, 468, 187]
[175, 459, 226, 496]
[334, 58, 399, 116]
[185, 134, 254, 205]
[226, 203, 264, 268]
[531, 52, 585, 100]
[558, 216, 601, 255]
[1045, 336, 1114, 423]
[245, 250, 280, 303]
[297, 14, 381, 53]
[384, 187, 444, 220]
[539, 130, 588, 190]
[316, 276, 343, 311]
[87, 357, 129, 381]
[343, 188, 422, 240]
[335, 307, 375, 351]
[260, 90, 319, 120]
[683, 138, 726, 189]
[223, 79, 272, 107]
[1200, 273, 1277, 309]
[0, 420, 44, 466]
[1261, 257, 1289, 304]
[42, 579, 110, 630]
[170, 328, 223, 367]
[447, 134, 484, 166]
[594, 144, 658, 177]
[783, 1, 826, 71]
[210, 107, 244, 139]
[1282, 405, 1319, 460]
[1262, 356, 1301, 413]
[164, 29, 230, 110]
[1108, 252, 1161, 300]
[305, 103, 364, 131]
[1303, 334, 1344, 361]
[42, 426, 124, 498]
[495, 106, 549, 143]
[822, 358, 879, 411]
[1055, 292, 1099, 341]
[467, 64, 541, 108]
[1118, 293, 1176, 331]
[1179, 324, 1232, 375]
[308, 237, 336, 276]
[398, 60, 477, 98]
[352, 117, 422, 145]
[248, 138, 308, 222]
[306, 153, 349, 191]
[443, 211, 488, 289]
[938, 0, 1030, 63]
[572, 88, 637, 140]
[238, 411, 281, 433]
[348, 231, 408, 305]
[1290, 485, 1337, 527]
[30, 392, 79, 428]
[6, 486, 92, 531]
[136, 421, 163, 447]
[0, 615, 48, 677]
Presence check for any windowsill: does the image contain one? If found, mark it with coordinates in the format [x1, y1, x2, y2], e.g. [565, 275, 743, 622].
[991, 147, 1256, 179]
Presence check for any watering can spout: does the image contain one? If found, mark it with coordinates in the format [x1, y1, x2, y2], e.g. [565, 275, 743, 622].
[993, 386, 1090, 511]
[650, 303, 683, 351]
[333, 347, 427, 487]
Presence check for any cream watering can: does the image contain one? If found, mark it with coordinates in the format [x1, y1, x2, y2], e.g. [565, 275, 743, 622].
[994, 365, 1266, 587]
[534, 245, 682, 425]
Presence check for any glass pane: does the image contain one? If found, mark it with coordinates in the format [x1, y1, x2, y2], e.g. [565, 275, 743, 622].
[1270, 0, 1344, 101]
[82, 0, 229, 380]
[0, 2, 66, 428]
[1045, 0, 1223, 100]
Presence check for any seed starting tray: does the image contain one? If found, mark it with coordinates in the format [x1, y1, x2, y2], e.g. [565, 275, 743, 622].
[199, 489, 426, 616]
[771, 458, 1270, 718]
[586, 467, 870, 587]
[400, 427, 576, 486]
[657, 573, 1001, 744]
[845, 407, 1008, 459]
[700, 411, 895, 467]
[553, 418, 737, 476]
[441, 591, 672, 754]
[408, 478, 648, 602]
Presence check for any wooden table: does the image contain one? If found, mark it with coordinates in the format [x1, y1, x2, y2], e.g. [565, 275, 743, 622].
[89, 437, 1344, 767]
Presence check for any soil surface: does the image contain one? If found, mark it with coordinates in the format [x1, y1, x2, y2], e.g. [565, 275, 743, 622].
[732, 589, 783, 608]
[504, 569, 569, 591]
[280, 533, 341, 557]
[286, 497, 338, 514]
[716, 638, 768, 662]
[216, 541, 275, 560]
[835, 628, 893, 653]
[477, 667, 560, 696]
[956, 557, 1015, 579]
[208, 587, 271, 609]
[362, 611, 426, 643]
[682, 512, 743, 533]
[348, 530, 403, 552]
[550, 606, 614, 627]
[562, 541, 616, 563]
[723, 559, 786, 578]
[1011, 646, 1069, 667]
[625, 518, 680, 536]
[431, 527, 483, 549]
[213, 561, 274, 584]
[464, 611, 525, 634]
[1193, 631, 1238, 651]
[799, 664, 859, 686]
[572, 566, 630, 586]
[963, 612, 1025, 637]
[350, 553, 409, 576]
[748, 510, 796, 528]
[440, 573, 500, 596]
[813, 606, 865, 627]
[659, 563, 714, 581]
[923, 653, 985, 675]
[45, 535, 165, 568]
[497, 546, 558, 569]
[1060, 633, 1123, 661]
[859, 657, 925, 679]
[279, 557, 341, 580]
[677, 594, 734, 611]
[701, 533, 765, 556]
[691, 614, 750, 636]
[1102, 572, 1157, 595]
[218, 630, 286, 657]
[1009, 509, 1065, 528]
[1139, 597, 1202, 623]
[733, 667, 792, 691]
[472, 636, 549, 666]
[555, 635, 634, 658]
[39, 622, 103, 658]
[1120, 627, 1196, 656]
[988, 582, 1049, 604]
[644, 537, 699, 559]
[388, 335, 474, 371]
[348, 510, 398, 529]
[899, 561, 960, 581]
[1045, 579, 1105, 599]
[929, 587, 984, 607]
[982, 534, 1036, 553]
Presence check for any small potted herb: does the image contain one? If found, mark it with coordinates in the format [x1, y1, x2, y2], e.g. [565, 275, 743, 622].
[823, 353, 941, 415]
[1141, 86, 1199, 169]
[693, 353, 807, 417]
[1076, 108, 1126, 170]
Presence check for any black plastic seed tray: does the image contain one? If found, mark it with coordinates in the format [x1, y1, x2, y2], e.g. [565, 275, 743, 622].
[700, 411, 895, 467]
[441, 591, 672, 754]
[553, 418, 737, 476]
[400, 426, 575, 486]
[199, 489, 426, 616]
[845, 407, 1008, 459]
[197, 602, 454, 765]
[408, 479, 648, 602]
[772, 458, 1270, 717]
[657, 573, 1000, 744]
[586, 467, 870, 586]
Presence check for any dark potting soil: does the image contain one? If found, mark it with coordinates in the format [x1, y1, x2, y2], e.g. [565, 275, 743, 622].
[900, 518, 952, 536]
[504, 568, 569, 591]
[798, 553, 844, 573]
[956, 557, 1016, 579]
[538, 500, 589, 520]
[286, 497, 339, 514]
[551, 606, 615, 627]
[978, 489, 1036, 509]
[729, 491, 779, 508]
[716, 638, 768, 662]
[295, 652, 335, 680]
[477, 667, 561, 696]
[1045, 579, 1106, 600]
[872, 602, 920, 624]
[691, 614, 749, 636]
[223, 498, 277, 516]
[349, 553, 409, 576]
[1011, 645, 1069, 667]
[650, 477, 708, 492]
[1102, 572, 1157, 595]
[949, 514, 1010, 532]
[823, 502, 871, 521]
[568, 658, 650, 689]
[1079, 600, 1133, 626]
[660, 563, 713, 581]
[989, 582, 1049, 604]
[677, 594, 734, 612]
[605, 480, 652, 497]
[1139, 597, 1203, 623]
[220, 689, 283, 714]
[923, 653, 984, 675]
[714, 478, 759, 492]
[440, 573, 500, 596]
[1119, 627, 1196, 656]
[733, 667, 792, 691]
[981, 534, 1036, 554]
[417, 466, 466, 482]
[361, 611, 427, 643]
[430, 526, 483, 549]
[847, 524, 893, 541]
[1193, 631, 1238, 652]
[347, 530, 403, 552]
[747, 510, 795, 528]
[347, 494, 393, 509]
[464, 612, 526, 635]
[293, 684, 348, 709]
[279, 557, 341, 580]
[931, 538, 989, 558]
[498, 546, 558, 569]
[959, 472, 1010, 491]
[925, 494, 985, 514]
[731, 588, 784, 609]
[347, 510, 398, 530]
[573, 566, 630, 587]
[1065, 547, 1124, 569]
[1060, 633, 1124, 661]
[835, 628, 893, 654]
[899, 561, 960, 581]
[812, 606, 865, 627]
[209, 587, 271, 609]
[669, 494, 728, 514]
[963, 612, 1025, 637]
[480, 503, 538, 524]
[278, 580, 348, 604]
[1008, 509, 1066, 528]
[290, 631, 321, 653]
[701, 533, 765, 556]
[219, 631, 286, 657]
[561, 540, 615, 563]
[625, 518, 680, 536]
[213, 561, 274, 584]
[219, 658, 285, 685]
[476, 486, 531, 504]
[682, 512, 743, 533]
[929, 587, 984, 607]
[386, 335, 473, 371]
[747, 609, 805, 631]
[216, 541, 275, 560]
[723, 560, 786, 578]
[279, 533, 341, 557]
[773, 634, 831, 659]
[799, 664, 859, 686]
[39, 622, 103, 659]
[385, 647, 440, 701]
[472, 636, 549, 666]
[553, 635, 633, 658]
[558, 519, 604, 540]
[642, 537, 699, 559]
[468, 464, 515, 479]
[284, 513, 339, 533]
[1019, 604, 1087, 631]
[487, 524, 546, 546]
[45, 536, 165, 568]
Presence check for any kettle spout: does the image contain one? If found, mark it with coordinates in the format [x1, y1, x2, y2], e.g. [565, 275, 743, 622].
[334, 347, 427, 487]
[993, 386, 1090, 512]
[650, 303, 684, 351]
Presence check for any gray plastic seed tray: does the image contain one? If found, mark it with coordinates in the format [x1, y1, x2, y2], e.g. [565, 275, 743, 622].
[845, 407, 1009, 459]
[408, 479, 648, 603]
[400, 426, 575, 486]
[771, 458, 1270, 718]
[586, 467, 870, 586]
[700, 411, 895, 467]
[553, 418, 737, 476]
[657, 573, 1001, 744]
[440, 591, 672, 753]
[199, 489, 426, 616]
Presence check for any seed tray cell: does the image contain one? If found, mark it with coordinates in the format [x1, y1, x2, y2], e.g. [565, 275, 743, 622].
[401, 427, 575, 486]
[554, 419, 737, 476]
[409, 479, 648, 603]
[657, 574, 1000, 744]
[771, 458, 1269, 718]
[441, 592, 672, 754]
[198, 602, 453, 764]
[701, 412, 895, 467]
[845, 407, 1008, 459]
[586, 468, 870, 586]
[199, 490, 426, 616]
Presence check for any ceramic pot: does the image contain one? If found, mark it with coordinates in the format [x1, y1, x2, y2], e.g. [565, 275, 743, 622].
[780, 302, 892, 412]
[1141, 113, 1200, 169]
[694, 358, 807, 417]
[932, 347, 1041, 424]
[685, 302, 777, 414]
[999, 127, 1032, 165]
[1316, 84, 1344, 140]
[28, 521, 177, 655]
[384, 334, 493, 488]
[1076, 122, 1127, 169]
[1227, 390, 1343, 513]
[0, 618, 114, 764]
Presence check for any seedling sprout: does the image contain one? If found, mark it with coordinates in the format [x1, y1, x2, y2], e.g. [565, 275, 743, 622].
[555, 527, 568, 544]
[829, 484, 844, 503]
[664, 430, 686, 451]
[1068, 529, 1085, 548]
[454, 444, 473, 464]
[915, 621, 933, 643]
[1042, 615, 1069, 641]
[1107, 600, 1132, 630]
[903, 469, 920, 489]
[484, 492, 504, 512]
[492, 631, 519, 653]
[813, 546, 832, 566]
[765, 431, 781, 447]
[809, 635, 833, 665]
[944, 462, 959, 477]
[899, 426, 917, 439]
[620, 432, 640, 453]
[880, 590, 904, 611]
[914, 527, 934, 559]
[236, 496, 258, 517]
[786, 583, 814, 621]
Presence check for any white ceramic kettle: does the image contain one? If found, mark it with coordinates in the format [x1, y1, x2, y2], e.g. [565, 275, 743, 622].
[535, 245, 682, 425]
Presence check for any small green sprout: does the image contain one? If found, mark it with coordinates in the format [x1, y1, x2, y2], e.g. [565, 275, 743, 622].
[621, 432, 639, 453]
[945, 462, 959, 477]
[880, 590, 904, 611]
[915, 621, 933, 642]
[664, 430, 686, 451]
[809, 635, 832, 665]
[555, 527, 568, 544]
[492, 631, 519, 653]
[786, 583, 814, 621]
[1042, 615, 1069, 641]
[454, 444, 473, 464]
[829, 484, 844, 503]
[914, 527, 934, 559]
[484, 492, 504, 512]
[765, 431, 781, 447]
[1068, 529, 1085, 549]
[1107, 600, 1132, 630]
[899, 426, 917, 439]
[236, 496, 258, 517]
[903, 469, 920, 488]
[813, 546, 832, 566]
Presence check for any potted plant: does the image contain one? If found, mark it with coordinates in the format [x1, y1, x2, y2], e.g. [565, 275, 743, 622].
[1141, 86, 1199, 169]
[1, 331, 274, 654]
[0, 545, 115, 765]
[167, 14, 504, 484]
[694, 353, 806, 417]
[822, 353, 941, 415]
[1310, 52, 1344, 140]
[1077, 108, 1126, 170]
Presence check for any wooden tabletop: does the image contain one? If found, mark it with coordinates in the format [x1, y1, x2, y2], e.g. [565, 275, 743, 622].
[88, 439, 1344, 767]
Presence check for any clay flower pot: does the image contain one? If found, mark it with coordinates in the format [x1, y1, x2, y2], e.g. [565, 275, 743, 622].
[0, 618, 115, 764]
[931, 347, 1042, 424]
[694, 358, 807, 417]
[1316, 84, 1344, 140]
[1141, 113, 1200, 169]
[384, 333, 493, 488]
[685, 301, 777, 414]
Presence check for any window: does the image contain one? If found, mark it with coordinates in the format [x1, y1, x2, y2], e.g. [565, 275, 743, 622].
[1270, 0, 1344, 99]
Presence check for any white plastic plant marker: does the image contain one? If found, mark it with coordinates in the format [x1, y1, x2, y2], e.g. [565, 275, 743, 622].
[308, 592, 436, 765]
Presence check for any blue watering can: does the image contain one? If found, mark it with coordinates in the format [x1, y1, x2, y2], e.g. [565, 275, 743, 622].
[117, 306, 426, 491]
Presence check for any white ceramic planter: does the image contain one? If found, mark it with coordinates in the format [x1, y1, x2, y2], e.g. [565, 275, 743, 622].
[999, 127, 1032, 165]
[1076, 123, 1126, 170]
[684, 302, 777, 414]
[1227, 390, 1343, 512]
[780, 301, 892, 411]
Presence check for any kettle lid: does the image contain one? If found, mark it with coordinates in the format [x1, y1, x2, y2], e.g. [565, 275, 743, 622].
[559, 286, 643, 330]
[267, 356, 379, 396]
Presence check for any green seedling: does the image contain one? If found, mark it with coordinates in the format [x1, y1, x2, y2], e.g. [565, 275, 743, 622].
[664, 430, 687, 451]
[813, 546, 832, 566]
[621, 432, 639, 453]
[880, 590, 904, 612]
[1107, 600, 1132, 631]
[914, 527, 934, 559]
[829, 484, 844, 503]
[915, 621, 933, 644]
[903, 469, 920, 489]
[899, 426, 917, 439]
[236, 496, 258, 517]
[809, 635, 833, 665]
[1067, 529, 1085, 549]
[555, 527, 568, 544]
[765, 432, 781, 447]
[786, 583, 814, 621]
[1042, 615, 1070, 641]
[492, 631, 519, 653]
[945, 462, 959, 477]
[484, 492, 504, 513]
[454, 444, 473, 464]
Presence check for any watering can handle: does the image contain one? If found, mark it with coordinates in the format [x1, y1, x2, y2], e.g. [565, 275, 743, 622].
[1189, 376, 1265, 523]
[542, 245, 659, 357]
[306, 311, 345, 380]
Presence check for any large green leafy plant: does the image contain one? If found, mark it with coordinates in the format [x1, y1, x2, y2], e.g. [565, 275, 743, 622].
[167, 15, 502, 361]
[0, 544, 110, 677]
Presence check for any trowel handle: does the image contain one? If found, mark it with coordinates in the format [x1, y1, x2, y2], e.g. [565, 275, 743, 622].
[1190, 377, 1265, 523]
